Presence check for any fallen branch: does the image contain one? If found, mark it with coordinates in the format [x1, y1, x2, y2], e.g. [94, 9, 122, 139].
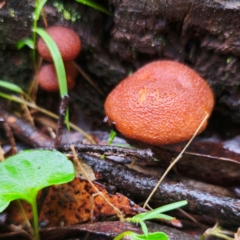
[79, 153, 240, 225]
[0, 109, 53, 148]
[61, 141, 153, 162]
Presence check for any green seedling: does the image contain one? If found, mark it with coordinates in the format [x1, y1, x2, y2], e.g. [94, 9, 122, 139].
[114, 200, 188, 240]
[101, 130, 117, 159]
[76, 0, 112, 16]
[32, 0, 48, 64]
[114, 231, 168, 240]
[0, 150, 75, 240]
[16, 0, 47, 62]
[128, 200, 187, 237]
[107, 130, 117, 145]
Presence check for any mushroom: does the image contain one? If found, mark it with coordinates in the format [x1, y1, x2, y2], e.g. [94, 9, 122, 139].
[37, 26, 81, 62]
[38, 61, 77, 92]
[104, 60, 214, 145]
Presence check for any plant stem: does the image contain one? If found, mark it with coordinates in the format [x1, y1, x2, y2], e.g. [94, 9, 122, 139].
[0, 92, 96, 144]
[32, 0, 39, 71]
[17, 200, 34, 236]
[31, 197, 40, 240]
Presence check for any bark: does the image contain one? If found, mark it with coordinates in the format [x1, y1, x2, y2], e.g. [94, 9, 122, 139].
[1, 1, 240, 123]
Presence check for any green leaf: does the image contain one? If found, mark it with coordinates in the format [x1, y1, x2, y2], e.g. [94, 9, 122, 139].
[35, 27, 70, 127]
[35, 0, 48, 20]
[139, 221, 148, 237]
[76, 0, 112, 16]
[132, 200, 187, 222]
[142, 200, 187, 220]
[16, 38, 34, 50]
[35, 27, 68, 98]
[152, 213, 175, 221]
[0, 150, 75, 212]
[113, 231, 169, 240]
[0, 80, 23, 93]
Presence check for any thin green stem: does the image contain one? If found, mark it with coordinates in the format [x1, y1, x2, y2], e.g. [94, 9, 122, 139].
[31, 196, 40, 240]
[16, 200, 34, 236]
[0, 93, 96, 144]
[32, 0, 39, 71]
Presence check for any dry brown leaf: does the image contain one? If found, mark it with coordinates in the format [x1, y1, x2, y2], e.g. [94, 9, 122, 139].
[38, 178, 145, 227]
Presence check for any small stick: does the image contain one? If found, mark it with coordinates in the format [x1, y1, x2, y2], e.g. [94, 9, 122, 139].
[54, 95, 69, 148]
[0, 144, 4, 161]
[73, 62, 105, 96]
[61, 141, 154, 162]
[70, 145, 124, 221]
[177, 208, 198, 224]
[41, 6, 48, 28]
[20, 95, 35, 126]
[143, 113, 209, 208]
[0, 117, 17, 155]
[0, 109, 54, 148]
[2, 95, 95, 144]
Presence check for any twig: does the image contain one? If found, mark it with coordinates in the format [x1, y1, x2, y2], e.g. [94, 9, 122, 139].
[20, 95, 35, 126]
[61, 141, 153, 161]
[70, 145, 124, 221]
[54, 95, 69, 148]
[0, 117, 17, 154]
[0, 144, 4, 161]
[0, 95, 96, 144]
[177, 208, 198, 224]
[0, 110, 54, 148]
[73, 62, 105, 96]
[143, 112, 209, 208]
[41, 6, 48, 28]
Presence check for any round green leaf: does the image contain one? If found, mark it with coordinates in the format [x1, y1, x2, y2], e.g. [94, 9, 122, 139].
[0, 150, 75, 211]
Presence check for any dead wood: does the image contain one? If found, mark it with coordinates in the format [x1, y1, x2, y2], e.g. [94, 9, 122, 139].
[79, 153, 240, 226]
[0, 108, 154, 161]
[0, 109, 53, 148]
[61, 141, 153, 162]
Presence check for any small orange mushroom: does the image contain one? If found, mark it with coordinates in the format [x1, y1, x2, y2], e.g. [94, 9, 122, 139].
[38, 62, 77, 92]
[37, 26, 81, 62]
[104, 60, 214, 145]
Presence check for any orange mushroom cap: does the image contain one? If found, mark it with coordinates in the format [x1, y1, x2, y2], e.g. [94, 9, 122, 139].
[104, 60, 214, 145]
[37, 26, 81, 62]
[38, 61, 77, 92]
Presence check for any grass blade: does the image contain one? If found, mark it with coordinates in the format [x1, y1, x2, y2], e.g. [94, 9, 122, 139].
[0, 80, 23, 93]
[36, 0, 48, 20]
[76, 0, 112, 16]
[141, 200, 188, 221]
[16, 38, 34, 50]
[35, 27, 68, 98]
